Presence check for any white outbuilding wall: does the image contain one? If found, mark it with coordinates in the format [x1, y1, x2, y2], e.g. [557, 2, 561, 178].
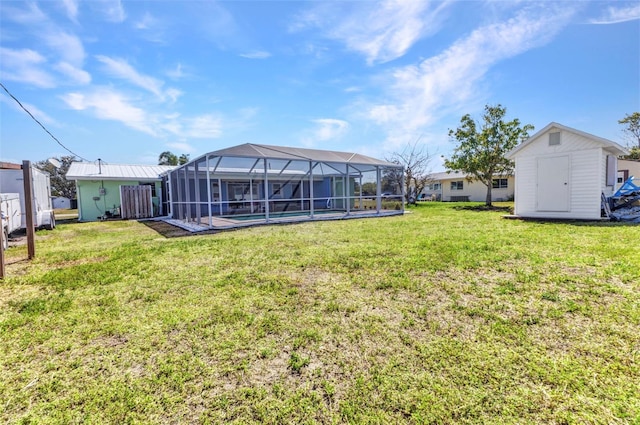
[53, 196, 71, 209]
[506, 123, 628, 220]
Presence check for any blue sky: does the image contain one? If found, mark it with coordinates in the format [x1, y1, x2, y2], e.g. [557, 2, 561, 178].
[1, 1, 638, 171]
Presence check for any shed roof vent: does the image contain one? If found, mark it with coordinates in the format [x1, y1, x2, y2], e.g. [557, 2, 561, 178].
[549, 132, 561, 146]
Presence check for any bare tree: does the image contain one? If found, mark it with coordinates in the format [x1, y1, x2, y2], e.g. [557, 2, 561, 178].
[387, 139, 434, 203]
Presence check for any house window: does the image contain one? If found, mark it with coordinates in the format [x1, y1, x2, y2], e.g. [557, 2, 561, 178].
[271, 183, 282, 197]
[139, 182, 156, 197]
[492, 178, 508, 189]
[549, 132, 561, 146]
[211, 181, 220, 201]
[450, 181, 463, 190]
[429, 183, 441, 190]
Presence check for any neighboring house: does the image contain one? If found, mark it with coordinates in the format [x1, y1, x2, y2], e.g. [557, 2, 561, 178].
[420, 171, 514, 202]
[52, 196, 71, 209]
[506, 122, 628, 220]
[66, 163, 175, 222]
[164, 143, 404, 230]
[617, 159, 640, 191]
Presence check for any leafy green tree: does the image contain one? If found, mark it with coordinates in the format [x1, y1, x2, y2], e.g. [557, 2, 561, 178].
[619, 113, 640, 158]
[35, 155, 77, 199]
[445, 104, 533, 206]
[158, 151, 190, 165]
[178, 154, 190, 165]
[158, 151, 178, 165]
[619, 112, 640, 148]
[622, 146, 640, 160]
[360, 182, 377, 196]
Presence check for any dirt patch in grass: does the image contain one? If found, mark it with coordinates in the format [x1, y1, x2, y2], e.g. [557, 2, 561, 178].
[140, 220, 203, 238]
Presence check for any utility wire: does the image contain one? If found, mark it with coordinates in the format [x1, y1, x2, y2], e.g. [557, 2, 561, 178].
[0, 81, 89, 162]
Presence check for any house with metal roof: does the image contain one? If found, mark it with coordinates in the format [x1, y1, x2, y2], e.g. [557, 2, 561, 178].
[66, 162, 174, 222]
[164, 143, 404, 230]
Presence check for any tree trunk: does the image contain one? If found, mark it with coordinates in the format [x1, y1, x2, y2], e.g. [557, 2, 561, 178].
[485, 184, 492, 206]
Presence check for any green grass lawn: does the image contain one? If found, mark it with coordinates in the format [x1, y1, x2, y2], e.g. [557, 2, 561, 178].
[1, 202, 639, 424]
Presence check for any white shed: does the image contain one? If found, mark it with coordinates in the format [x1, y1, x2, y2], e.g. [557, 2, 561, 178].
[506, 122, 628, 220]
[52, 196, 71, 209]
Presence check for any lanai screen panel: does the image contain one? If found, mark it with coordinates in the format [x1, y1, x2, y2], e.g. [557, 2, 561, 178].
[166, 144, 404, 229]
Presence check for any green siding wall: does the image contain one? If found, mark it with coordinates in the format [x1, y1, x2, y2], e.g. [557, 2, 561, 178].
[77, 180, 163, 222]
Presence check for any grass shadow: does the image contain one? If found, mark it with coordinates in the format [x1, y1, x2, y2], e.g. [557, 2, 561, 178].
[453, 204, 513, 213]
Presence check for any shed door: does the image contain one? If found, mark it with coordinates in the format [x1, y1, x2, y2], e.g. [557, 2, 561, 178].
[537, 156, 569, 212]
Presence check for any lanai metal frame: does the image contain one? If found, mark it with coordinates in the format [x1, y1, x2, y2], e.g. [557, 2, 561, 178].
[164, 144, 404, 230]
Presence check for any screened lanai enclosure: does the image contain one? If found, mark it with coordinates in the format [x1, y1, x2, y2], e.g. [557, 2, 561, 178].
[164, 144, 404, 230]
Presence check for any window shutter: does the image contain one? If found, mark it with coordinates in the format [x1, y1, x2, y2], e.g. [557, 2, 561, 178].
[606, 155, 616, 186]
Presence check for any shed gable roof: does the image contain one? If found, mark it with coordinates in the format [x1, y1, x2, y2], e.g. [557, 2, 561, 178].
[66, 163, 175, 181]
[506, 122, 628, 158]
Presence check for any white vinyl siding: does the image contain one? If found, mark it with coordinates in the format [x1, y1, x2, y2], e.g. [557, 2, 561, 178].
[439, 176, 514, 202]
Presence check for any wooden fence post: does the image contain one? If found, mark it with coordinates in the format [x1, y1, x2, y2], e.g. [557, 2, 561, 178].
[0, 223, 5, 279]
[23, 161, 36, 259]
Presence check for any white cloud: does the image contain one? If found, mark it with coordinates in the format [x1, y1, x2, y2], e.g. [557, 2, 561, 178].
[182, 114, 223, 138]
[159, 114, 224, 139]
[0, 93, 58, 126]
[237, 107, 259, 121]
[159, 120, 183, 136]
[165, 88, 183, 104]
[6, 3, 85, 66]
[62, 88, 155, 135]
[239, 51, 272, 59]
[313, 118, 350, 141]
[0, 47, 56, 88]
[54, 61, 91, 85]
[363, 5, 577, 137]
[58, 87, 223, 139]
[61, 0, 79, 22]
[5, 2, 47, 25]
[167, 142, 195, 153]
[3, 2, 90, 90]
[134, 11, 156, 30]
[44, 29, 86, 66]
[96, 55, 173, 100]
[300, 118, 350, 146]
[133, 11, 169, 43]
[166, 63, 187, 80]
[590, 4, 640, 24]
[292, 0, 451, 64]
[21, 102, 57, 125]
[100, 0, 126, 23]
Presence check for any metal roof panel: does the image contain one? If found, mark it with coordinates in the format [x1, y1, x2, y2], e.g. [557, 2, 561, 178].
[66, 163, 175, 180]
